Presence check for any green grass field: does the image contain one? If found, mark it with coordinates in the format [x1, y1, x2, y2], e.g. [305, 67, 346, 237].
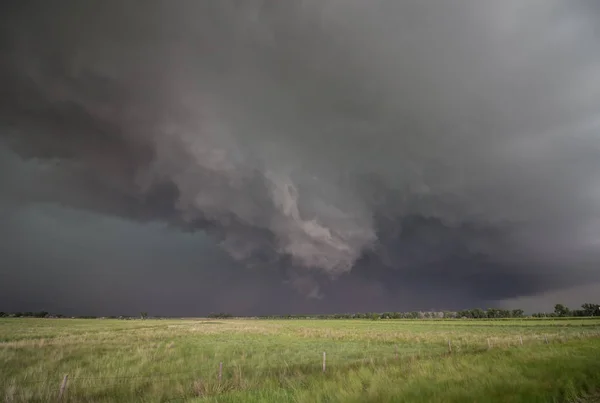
[1, 318, 600, 402]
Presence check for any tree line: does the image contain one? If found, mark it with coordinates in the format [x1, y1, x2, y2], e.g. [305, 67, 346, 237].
[0, 312, 139, 319]
[252, 303, 600, 320]
[1, 303, 598, 320]
[537, 303, 600, 318]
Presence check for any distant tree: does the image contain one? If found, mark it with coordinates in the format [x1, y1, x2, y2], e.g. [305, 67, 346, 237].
[207, 312, 233, 319]
[581, 303, 600, 316]
[368, 312, 380, 321]
[554, 304, 570, 317]
[511, 309, 524, 318]
[140, 312, 148, 320]
[457, 310, 471, 319]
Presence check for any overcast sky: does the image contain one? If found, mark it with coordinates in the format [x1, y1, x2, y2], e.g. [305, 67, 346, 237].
[1, 0, 600, 316]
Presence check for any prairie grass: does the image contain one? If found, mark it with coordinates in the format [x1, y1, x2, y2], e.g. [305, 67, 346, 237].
[1, 318, 599, 402]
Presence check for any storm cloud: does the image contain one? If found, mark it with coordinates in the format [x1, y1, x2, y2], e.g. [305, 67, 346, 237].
[1, 0, 600, 314]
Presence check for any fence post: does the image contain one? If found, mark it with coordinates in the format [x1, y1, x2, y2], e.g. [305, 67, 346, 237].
[58, 374, 68, 400]
[519, 335, 523, 346]
[322, 352, 326, 373]
[218, 362, 223, 383]
[448, 339, 452, 353]
[487, 338, 491, 349]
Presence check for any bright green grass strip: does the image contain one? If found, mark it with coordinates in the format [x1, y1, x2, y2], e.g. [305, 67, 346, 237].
[206, 339, 600, 403]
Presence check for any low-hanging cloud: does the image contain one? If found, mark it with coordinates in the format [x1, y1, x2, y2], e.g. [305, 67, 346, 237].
[1, 0, 600, 303]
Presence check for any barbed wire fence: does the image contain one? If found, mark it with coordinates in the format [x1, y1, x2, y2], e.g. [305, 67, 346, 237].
[3, 331, 600, 403]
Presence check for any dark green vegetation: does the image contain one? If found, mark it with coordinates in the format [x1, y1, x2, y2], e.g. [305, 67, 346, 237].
[548, 304, 600, 318]
[3, 302, 598, 320]
[1, 318, 600, 402]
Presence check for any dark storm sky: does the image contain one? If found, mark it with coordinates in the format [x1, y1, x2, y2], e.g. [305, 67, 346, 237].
[1, 0, 600, 316]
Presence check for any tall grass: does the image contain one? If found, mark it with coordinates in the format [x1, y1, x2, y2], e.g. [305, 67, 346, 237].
[1, 318, 599, 402]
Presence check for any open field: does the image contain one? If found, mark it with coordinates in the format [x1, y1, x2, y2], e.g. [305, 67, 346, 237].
[2, 318, 600, 402]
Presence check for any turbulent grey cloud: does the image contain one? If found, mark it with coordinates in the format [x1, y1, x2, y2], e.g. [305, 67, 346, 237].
[1, 0, 600, 311]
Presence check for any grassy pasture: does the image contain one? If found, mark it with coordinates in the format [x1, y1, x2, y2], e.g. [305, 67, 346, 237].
[1, 318, 600, 402]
